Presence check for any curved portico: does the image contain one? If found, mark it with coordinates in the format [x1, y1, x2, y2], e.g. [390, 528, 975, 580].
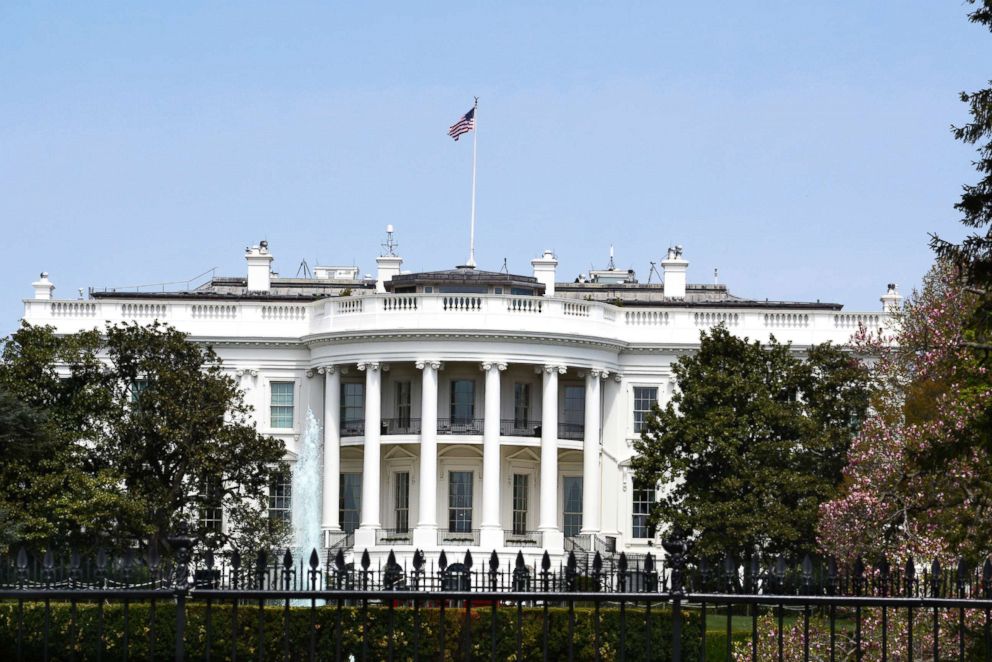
[313, 343, 618, 554]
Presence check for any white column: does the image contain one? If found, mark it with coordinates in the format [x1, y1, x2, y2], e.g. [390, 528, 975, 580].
[539, 364, 565, 549]
[480, 361, 506, 549]
[580, 369, 605, 535]
[414, 360, 440, 548]
[321, 366, 341, 535]
[355, 361, 381, 548]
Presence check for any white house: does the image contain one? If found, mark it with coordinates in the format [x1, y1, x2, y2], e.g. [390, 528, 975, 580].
[20, 237, 900, 564]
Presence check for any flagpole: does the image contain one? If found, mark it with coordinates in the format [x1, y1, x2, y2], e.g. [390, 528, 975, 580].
[467, 97, 479, 268]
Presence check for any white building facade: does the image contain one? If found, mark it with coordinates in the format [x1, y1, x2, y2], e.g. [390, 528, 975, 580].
[21, 241, 900, 563]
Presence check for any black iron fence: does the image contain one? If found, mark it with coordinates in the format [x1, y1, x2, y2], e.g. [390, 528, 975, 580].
[3, 529, 992, 661]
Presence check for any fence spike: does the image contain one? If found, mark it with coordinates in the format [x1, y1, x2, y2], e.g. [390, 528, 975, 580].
[360, 549, 371, 571]
[308, 548, 319, 570]
[592, 551, 603, 575]
[256, 549, 267, 572]
[334, 548, 345, 572]
[283, 548, 293, 569]
[515, 550, 525, 571]
[930, 558, 942, 595]
[413, 549, 425, 571]
[541, 550, 551, 572]
[957, 557, 968, 585]
[643, 552, 654, 573]
[464, 549, 473, 570]
[618, 551, 628, 573]
[489, 550, 499, 572]
[439, 550, 448, 572]
[231, 549, 242, 570]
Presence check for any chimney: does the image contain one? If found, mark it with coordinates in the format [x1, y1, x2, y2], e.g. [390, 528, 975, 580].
[531, 250, 558, 297]
[376, 225, 403, 293]
[661, 245, 688, 299]
[32, 272, 54, 300]
[881, 283, 902, 312]
[246, 241, 273, 292]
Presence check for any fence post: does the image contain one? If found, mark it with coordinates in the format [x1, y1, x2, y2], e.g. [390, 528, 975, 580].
[168, 524, 195, 662]
[662, 531, 688, 662]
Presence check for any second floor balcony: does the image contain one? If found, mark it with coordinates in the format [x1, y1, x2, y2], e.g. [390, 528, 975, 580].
[339, 417, 586, 438]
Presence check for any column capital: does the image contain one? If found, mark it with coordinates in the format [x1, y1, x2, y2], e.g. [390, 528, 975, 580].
[480, 361, 507, 372]
[305, 368, 317, 378]
[589, 368, 611, 380]
[542, 364, 566, 375]
[357, 361, 380, 372]
[612, 372, 623, 383]
[416, 359, 443, 371]
[317, 365, 337, 375]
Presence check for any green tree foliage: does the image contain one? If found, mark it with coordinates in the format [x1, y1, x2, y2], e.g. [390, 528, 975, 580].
[0, 322, 289, 554]
[631, 326, 870, 561]
[931, 1, 992, 335]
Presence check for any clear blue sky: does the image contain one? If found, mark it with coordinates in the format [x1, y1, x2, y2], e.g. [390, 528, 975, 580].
[2, 2, 990, 334]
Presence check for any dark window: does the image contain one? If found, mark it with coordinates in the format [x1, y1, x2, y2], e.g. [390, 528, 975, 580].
[514, 383, 530, 427]
[448, 471, 473, 532]
[633, 387, 658, 433]
[563, 385, 585, 437]
[512, 474, 529, 535]
[632, 480, 656, 539]
[563, 476, 583, 536]
[450, 380, 475, 424]
[395, 472, 410, 533]
[510, 287, 533, 296]
[268, 470, 292, 530]
[340, 473, 362, 534]
[395, 381, 412, 428]
[341, 383, 365, 433]
[198, 477, 223, 534]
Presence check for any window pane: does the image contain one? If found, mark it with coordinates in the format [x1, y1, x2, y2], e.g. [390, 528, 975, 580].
[396, 381, 412, 428]
[341, 383, 365, 433]
[268, 469, 292, 530]
[512, 474, 528, 535]
[632, 387, 658, 434]
[340, 473, 362, 534]
[395, 472, 410, 533]
[450, 380, 475, 423]
[199, 476, 223, 534]
[448, 471, 473, 532]
[513, 383, 530, 427]
[632, 479, 657, 538]
[563, 476, 583, 537]
[271, 382, 294, 428]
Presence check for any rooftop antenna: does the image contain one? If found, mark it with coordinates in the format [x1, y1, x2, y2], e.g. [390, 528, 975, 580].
[296, 259, 313, 279]
[500, 257, 508, 274]
[714, 268, 719, 285]
[647, 261, 662, 284]
[607, 244, 616, 271]
[382, 224, 399, 257]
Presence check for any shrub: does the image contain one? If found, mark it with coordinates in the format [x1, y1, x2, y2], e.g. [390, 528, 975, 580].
[0, 599, 700, 661]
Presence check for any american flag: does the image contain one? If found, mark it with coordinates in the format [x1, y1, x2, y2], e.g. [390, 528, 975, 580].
[448, 106, 475, 141]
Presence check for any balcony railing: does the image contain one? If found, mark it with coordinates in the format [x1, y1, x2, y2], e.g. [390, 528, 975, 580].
[340, 420, 365, 437]
[558, 422, 585, 440]
[381, 418, 421, 435]
[436, 418, 484, 435]
[499, 419, 541, 437]
[375, 528, 413, 545]
[437, 528, 481, 546]
[503, 530, 543, 548]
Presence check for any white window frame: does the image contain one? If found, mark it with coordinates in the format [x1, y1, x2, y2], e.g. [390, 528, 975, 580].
[265, 377, 302, 433]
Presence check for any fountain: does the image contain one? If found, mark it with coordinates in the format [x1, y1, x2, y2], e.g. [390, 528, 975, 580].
[292, 408, 324, 594]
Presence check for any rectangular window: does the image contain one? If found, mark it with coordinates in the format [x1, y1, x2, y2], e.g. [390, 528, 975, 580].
[270, 381, 295, 429]
[513, 383, 530, 428]
[450, 380, 475, 424]
[130, 379, 149, 403]
[395, 381, 412, 428]
[632, 480, 657, 539]
[563, 476, 583, 536]
[268, 470, 292, 530]
[512, 474, 529, 535]
[198, 477, 223, 534]
[395, 472, 410, 533]
[632, 386, 659, 434]
[562, 385, 585, 438]
[448, 471, 473, 533]
[339, 473, 362, 534]
[341, 383, 365, 434]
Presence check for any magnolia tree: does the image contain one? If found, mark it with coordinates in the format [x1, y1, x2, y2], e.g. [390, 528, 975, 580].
[818, 263, 991, 565]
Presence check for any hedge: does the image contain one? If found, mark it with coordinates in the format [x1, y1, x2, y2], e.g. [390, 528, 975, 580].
[0, 599, 701, 661]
